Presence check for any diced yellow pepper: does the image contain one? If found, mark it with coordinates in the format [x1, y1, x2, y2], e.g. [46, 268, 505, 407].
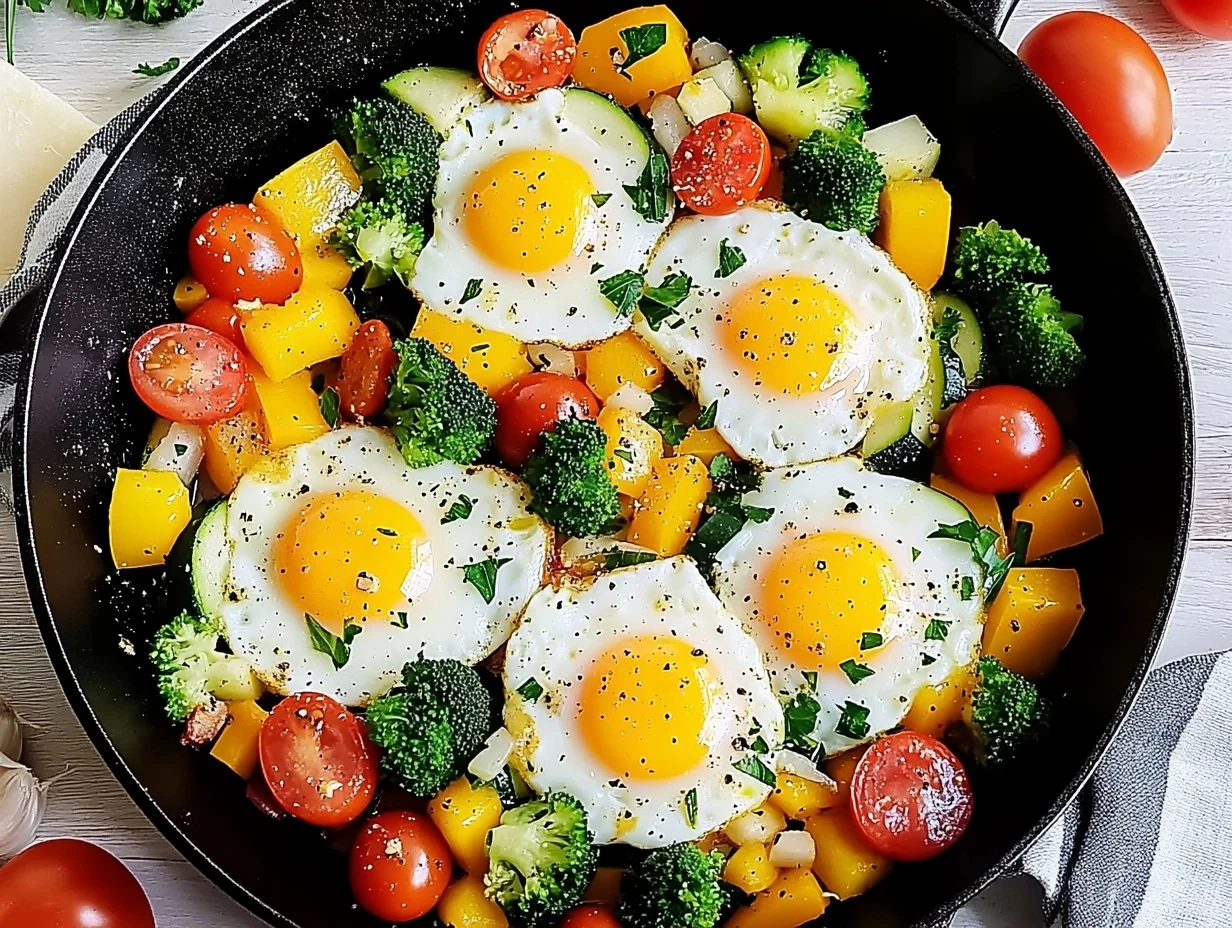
[725, 868, 829, 928]
[209, 700, 269, 779]
[675, 426, 734, 465]
[598, 405, 664, 497]
[902, 664, 977, 740]
[427, 776, 505, 876]
[931, 470, 1008, 557]
[411, 309, 532, 396]
[770, 773, 840, 821]
[575, 6, 693, 108]
[628, 454, 711, 556]
[173, 274, 208, 313]
[203, 407, 269, 494]
[241, 287, 360, 381]
[436, 874, 509, 928]
[724, 843, 778, 895]
[822, 746, 867, 806]
[300, 241, 355, 290]
[876, 178, 952, 291]
[1011, 447, 1103, 562]
[108, 468, 192, 569]
[983, 568, 1085, 679]
[805, 808, 891, 901]
[581, 331, 667, 400]
[251, 369, 331, 451]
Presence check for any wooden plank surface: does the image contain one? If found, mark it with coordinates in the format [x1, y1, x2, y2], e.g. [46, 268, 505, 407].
[2, 1, 1230, 925]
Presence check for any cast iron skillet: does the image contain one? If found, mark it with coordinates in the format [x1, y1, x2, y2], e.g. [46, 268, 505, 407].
[13, 0, 1193, 925]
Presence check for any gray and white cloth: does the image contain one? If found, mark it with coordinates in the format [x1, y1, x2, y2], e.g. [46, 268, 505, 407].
[2, 93, 1229, 928]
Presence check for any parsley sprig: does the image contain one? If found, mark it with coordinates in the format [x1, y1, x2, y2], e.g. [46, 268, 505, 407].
[684, 454, 773, 569]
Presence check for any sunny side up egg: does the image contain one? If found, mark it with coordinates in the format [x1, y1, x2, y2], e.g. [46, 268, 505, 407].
[193, 427, 551, 706]
[712, 457, 983, 758]
[411, 88, 673, 347]
[635, 204, 931, 467]
[503, 556, 783, 848]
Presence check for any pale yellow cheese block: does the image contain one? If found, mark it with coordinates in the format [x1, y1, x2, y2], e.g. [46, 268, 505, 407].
[1, 62, 97, 286]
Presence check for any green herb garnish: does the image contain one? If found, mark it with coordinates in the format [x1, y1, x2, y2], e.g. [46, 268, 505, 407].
[715, 238, 747, 278]
[462, 556, 512, 604]
[305, 615, 362, 669]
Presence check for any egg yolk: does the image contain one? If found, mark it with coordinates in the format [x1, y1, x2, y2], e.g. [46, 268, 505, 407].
[580, 635, 714, 781]
[759, 531, 898, 670]
[722, 274, 852, 397]
[463, 149, 595, 273]
[276, 490, 431, 635]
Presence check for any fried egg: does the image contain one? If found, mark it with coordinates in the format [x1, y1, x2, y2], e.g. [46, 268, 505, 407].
[635, 204, 931, 467]
[503, 556, 783, 847]
[194, 427, 550, 706]
[410, 88, 672, 347]
[712, 457, 983, 758]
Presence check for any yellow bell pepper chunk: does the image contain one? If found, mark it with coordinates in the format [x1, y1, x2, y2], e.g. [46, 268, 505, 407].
[108, 468, 191, 569]
[822, 746, 867, 806]
[902, 664, 977, 740]
[209, 700, 269, 779]
[427, 776, 504, 875]
[628, 454, 711, 556]
[251, 369, 331, 451]
[411, 309, 532, 396]
[724, 842, 779, 894]
[575, 6, 693, 108]
[675, 426, 735, 466]
[1011, 447, 1103, 562]
[436, 874, 509, 928]
[983, 568, 1085, 679]
[581, 331, 667, 400]
[203, 407, 269, 494]
[300, 241, 355, 290]
[931, 470, 1008, 556]
[805, 808, 891, 901]
[173, 274, 208, 313]
[725, 868, 829, 928]
[876, 178, 952, 291]
[770, 772, 840, 821]
[597, 405, 664, 497]
[241, 287, 360, 381]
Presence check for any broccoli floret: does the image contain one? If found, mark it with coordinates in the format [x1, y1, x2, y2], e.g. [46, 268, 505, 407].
[364, 657, 495, 796]
[782, 126, 886, 235]
[617, 842, 727, 928]
[484, 793, 598, 927]
[986, 283, 1085, 388]
[335, 97, 440, 221]
[332, 199, 425, 288]
[521, 416, 621, 538]
[968, 656, 1051, 767]
[384, 337, 497, 467]
[149, 611, 229, 723]
[950, 221, 1050, 303]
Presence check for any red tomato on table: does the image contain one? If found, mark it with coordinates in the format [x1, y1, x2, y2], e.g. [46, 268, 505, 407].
[1162, 0, 1232, 39]
[337, 319, 399, 420]
[0, 839, 155, 928]
[259, 692, 377, 828]
[850, 731, 974, 862]
[1019, 12, 1172, 176]
[942, 385, 1063, 495]
[187, 202, 303, 303]
[671, 113, 772, 215]
[128, 322, 250, 424]
[349, 811, 453, 922]
[494, 371, 599, 467]
[478, 9, 577, 101]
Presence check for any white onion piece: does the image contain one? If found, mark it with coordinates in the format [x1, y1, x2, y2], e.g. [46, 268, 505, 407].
[678, 77, 732, 125]
[605, 383, 654, 416]
[776, 749, 839, 788]
[694, 60, 754, 116]
[468, 728, 514, 783]
[770, 830, 816, 869]
[528, 343, 578, 378]
[0, 753, 59, 858]
[144, 419, 205, 487]
[647, 93, 691, 157]
[724, 803, 786, 846]
[0, 700, 22, 763]
[690, 37, 731, 70]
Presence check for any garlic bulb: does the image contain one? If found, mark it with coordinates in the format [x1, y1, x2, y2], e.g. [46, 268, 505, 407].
[0, 753, 49, 858]
[0, 698, 22, 762]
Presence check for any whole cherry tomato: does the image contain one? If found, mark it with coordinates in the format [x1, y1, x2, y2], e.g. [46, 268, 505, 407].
[349, 811, 453, 922]
[671, 113, 772, 215]
[185, 297, 245, 347]
[942, 385, 1063, 494]
[0, 839, 155, 928]
[560, 904, 623, 928]
[259, 692, 377, 828]
[128, 322, 250, 424]
[1162, 0, 1232, 39]
[187, 203, 303, 303]
[494, 371, 599, 467]
[1019, 12, 1172, 176]
[337, 319, 399, 421]
[478, 9, 577, 101]
[850, 731, 974, 862]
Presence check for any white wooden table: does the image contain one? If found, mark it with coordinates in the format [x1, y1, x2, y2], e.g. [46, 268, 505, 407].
[2, 1, 1230, 925]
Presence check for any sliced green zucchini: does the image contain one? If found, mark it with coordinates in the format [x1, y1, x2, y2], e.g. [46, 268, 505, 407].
[383, 66, 489, 136]
[864, 400, 927, 477]
[911, 327, 946, 445]
[932, 291, 984, 387]
[191, 499, 230, 622]
[563, 88, 651, 169]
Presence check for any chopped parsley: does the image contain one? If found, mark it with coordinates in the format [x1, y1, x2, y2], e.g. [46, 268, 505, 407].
[684, 788, 699, 827]
[599, 270, 645, 317]
[839, 659, 875, 684]
[683, 454, 771, 569]
[623, 149, 671, 223]
[590, 262, 603, 275]
[912, 547, 922, 562]
[319, 387, 340, 427]
[732, 754, 776, 787]
[715, 238, 747, 278]
[173, 443, 188, 456]
[695, 400, 718, 430]
[639, 272, 692, 331]
[925, 618, 951, 641]
[782, 689, 822, 756]
[393, 612, 409, 629]
[461, 278, 483, 304]
[591, 192, 613, 207]
[516, 678, 543, 701]
[837, 486, 854, 499]
[462, 556, 512, 604]
[616, 22, 667, 73]
[835, 701, 871, 740]
[613, 448, 635, 464]
[929, 519, 1015, 600]
[305, 615, 362, 670]
[644, 381, 691, 445]
[133, 57, 180, 77]
[921, 654, 937, 666]
[441, 494, 475, 524]
[860, 631, 884, 650]
[603, 549, 658, 570]
[1012, 520, 1034, 565]
[960, 575, 975, 601]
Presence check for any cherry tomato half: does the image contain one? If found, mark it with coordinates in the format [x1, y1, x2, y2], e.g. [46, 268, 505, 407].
[850, 731, 974, 862]
[128, 322, 250, 424]
[560, 904, 623, 928]
[671, 113, 772, 215]
[0, 839, 155, 928]
[1019, 12, 1172, 176]
[942, 384, 1063, 494]
[187, 202, 303, 304]
[478, 9, 577, 101]
[337, 319, 398, 421]
[1163, 0, 1232, 39]
[259, 692, 377, 828]
[349, 811, 453, 922]
[494, 371, 599, 467]
[185, 297, 245, 347]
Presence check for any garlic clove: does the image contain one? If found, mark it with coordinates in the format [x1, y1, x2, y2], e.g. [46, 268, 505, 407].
[0, 753, 47, 859]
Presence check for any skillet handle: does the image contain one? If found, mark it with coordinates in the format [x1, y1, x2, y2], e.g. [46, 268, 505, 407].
[943, 0, 1019, 37]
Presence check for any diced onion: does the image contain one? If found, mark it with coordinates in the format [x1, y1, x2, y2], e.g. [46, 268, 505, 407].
[678, 77, 732, 126]
[724, 803, 786, 846]
[605, 383, 654, 416]
[770, 830, 816, 869]
[468, 727, 514, 783]
[648, 93, 691, 157]
[528, 343, 578, 379]
[144, 419, 205, 488]
[690, 37, 731, 70]
[694, 60, 754, 116]
[776, 749, 838, 788]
